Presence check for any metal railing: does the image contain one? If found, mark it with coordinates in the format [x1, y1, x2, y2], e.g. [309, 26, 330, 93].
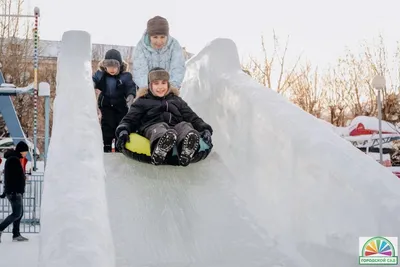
[0, 173, 44, 233]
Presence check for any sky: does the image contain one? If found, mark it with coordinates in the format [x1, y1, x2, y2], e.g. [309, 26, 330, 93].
[18, 0, 400, 71]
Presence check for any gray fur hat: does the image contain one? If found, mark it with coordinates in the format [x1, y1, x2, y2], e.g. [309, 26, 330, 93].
[148, 69, 170, 83]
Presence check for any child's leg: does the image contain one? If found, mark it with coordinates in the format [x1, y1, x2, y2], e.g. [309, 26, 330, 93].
[173, 122, 200, 166]
[100, 107, 115, 152]
[143, 122, 170, 147]
[143, 123, 177, 165]
[113, 107, 129, 152]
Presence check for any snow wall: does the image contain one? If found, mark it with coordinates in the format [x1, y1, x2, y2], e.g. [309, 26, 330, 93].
[38, 31, 116, 267]
[179, 38, 400, 265]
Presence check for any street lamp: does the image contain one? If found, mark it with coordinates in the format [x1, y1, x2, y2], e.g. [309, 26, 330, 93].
[372, 75, 386, 164]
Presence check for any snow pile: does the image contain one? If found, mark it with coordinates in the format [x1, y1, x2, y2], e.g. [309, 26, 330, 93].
[38, 31, 115, 267]
[317, 118, 348, 137]
[333, 126, 351, 137]
[315, 116, 399, 138]
[348, 115, 398, 134]
[179, 38, 400, 266]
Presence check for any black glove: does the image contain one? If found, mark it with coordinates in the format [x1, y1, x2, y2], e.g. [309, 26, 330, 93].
[200, 129, 212, 147]
[0, 192, 5, 199]
[197, 122, 213, 135]
[116, 130, 129, 151]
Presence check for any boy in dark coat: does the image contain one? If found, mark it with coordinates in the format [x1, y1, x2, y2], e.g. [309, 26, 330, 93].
[0, 141, 29, 242]
[93, 49, 138, 152]
[115, 67, 213, 166]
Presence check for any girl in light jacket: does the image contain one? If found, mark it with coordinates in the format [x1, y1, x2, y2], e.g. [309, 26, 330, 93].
[133, 16, 186, 89]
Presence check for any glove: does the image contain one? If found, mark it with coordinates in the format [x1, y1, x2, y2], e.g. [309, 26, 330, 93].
[0, 192, 5, 199]
[126, 95, 135, 108]
[116, 130, 129, 151]
[200, 129, 212, 147]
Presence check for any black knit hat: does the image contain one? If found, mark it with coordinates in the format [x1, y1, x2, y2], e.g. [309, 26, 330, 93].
[103, 49, 123, 71]
[104, 49, 122, 64]
[15, 141, 29, 153]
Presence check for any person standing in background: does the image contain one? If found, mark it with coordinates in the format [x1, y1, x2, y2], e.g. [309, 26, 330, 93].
[0, 141, 29, 242]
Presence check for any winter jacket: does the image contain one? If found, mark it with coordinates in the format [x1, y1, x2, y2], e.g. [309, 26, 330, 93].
[132, 32, 186, 89]
[93, 60, 137, 111]
[115, 87, 213, 136]
[3, 149, 26, 194]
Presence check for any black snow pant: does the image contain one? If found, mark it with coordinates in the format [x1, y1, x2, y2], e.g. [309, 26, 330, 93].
[143, 122, 199, 152]
[100, 106, 128, 152]
[0, 193, 23, 237]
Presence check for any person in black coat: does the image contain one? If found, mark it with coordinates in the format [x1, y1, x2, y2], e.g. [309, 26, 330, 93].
[93, 49, 138, 152]
[115, 67, 213, 166]
[0, 141, 29, 242]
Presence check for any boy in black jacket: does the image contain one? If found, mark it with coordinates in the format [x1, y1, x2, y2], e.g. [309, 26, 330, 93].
[93, 49, 137, 152]
[115, 67, 213, 166]
[0, 141, 29, 242]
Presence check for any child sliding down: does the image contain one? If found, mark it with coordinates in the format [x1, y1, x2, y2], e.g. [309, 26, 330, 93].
[115, 67, 213, 166]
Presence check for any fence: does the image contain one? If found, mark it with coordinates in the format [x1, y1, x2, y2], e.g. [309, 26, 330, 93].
[0, 172, 44, 233]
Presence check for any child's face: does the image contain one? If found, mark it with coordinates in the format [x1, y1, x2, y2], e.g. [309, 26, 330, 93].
[150, 35, 167, 49]
[151, 80, 169, 97]
[106, 66, 119, 76]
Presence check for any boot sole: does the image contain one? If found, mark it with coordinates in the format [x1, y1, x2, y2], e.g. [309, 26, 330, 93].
[151, 131, 177, 165]
[179, 132, 200, 166]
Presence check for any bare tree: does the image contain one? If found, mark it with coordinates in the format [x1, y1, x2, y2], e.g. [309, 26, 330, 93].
[91, 44, 106, 71]
[242, 31, 302, 94]
[332, 35, 400, 123]
[0, 0, 53, 153]
[321, 64, 350, 126]
[289, 62, 325, 117]
[1, 0, 34, 128]
[242, 31, 400, 126]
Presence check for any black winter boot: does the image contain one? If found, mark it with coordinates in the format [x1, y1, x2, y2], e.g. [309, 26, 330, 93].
[179, 132, 200, 166]
[151, 130, 177, 165]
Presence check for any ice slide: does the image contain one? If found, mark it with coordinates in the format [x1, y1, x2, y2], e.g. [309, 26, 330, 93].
[37, 30, 400, 267]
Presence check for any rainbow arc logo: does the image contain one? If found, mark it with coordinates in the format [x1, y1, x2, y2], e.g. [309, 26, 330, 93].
[359, 236, 398, 265]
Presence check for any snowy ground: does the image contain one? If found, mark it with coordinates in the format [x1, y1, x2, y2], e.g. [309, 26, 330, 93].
[0, 234, 39, 265]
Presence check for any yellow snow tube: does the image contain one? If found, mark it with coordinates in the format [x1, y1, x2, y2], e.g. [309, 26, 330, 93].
[124, 133, 151, 156]
[122, 132, 212, 165]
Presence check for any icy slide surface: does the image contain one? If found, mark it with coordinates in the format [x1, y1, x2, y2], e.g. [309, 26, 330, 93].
[104, 38, 400, 267]
[39, 30, 400, 267]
